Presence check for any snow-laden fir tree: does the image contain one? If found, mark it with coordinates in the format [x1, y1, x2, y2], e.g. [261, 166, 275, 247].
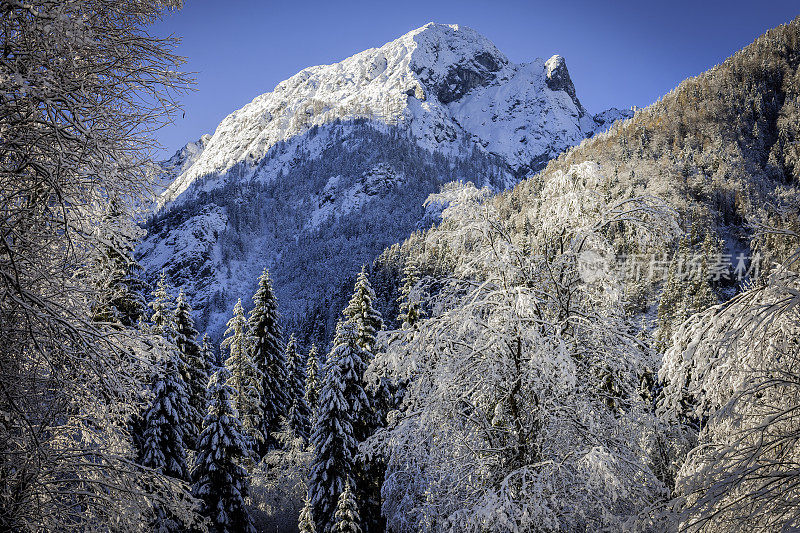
[142, 278, 190, 478]
[333, 481, 363, 533]
[309, 321, 369, 533]
[142, 280, 193, 531]
[285, 335, 312, 442]
[247, 268, 287, 456]
[342, 266, 384, 352]
[222, 298, 263, 451]
[134, 275, 176, 462]
[201, 333, 217, 370]
[342, 268, 388, 532]
[299, 496, 317, 533]
[150, 271, 176, 336]
[397, 255, 423, 329]
[192, 364, 256, 533]
[174, 290, 208, 449]
[305, 344, 322, 417]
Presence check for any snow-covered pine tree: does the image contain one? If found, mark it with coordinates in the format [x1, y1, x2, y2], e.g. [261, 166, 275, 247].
[305, 344, 322, 417]
[286, 335, 312, 442]
[150, 271, 176, 336]
[192, 364, 256, 533]
[333, 481, 363, 533]
[142, 276, 190, 471]
[141, 357, 193, 532]
[174, 290, 208, 449]
[343, 268, 387, 532]
[142, 282, 192, 531]
[247, 268, 287, 456]
[309, 322, 367, 533]
[342, 266, 384, 352]
[397, 255, 423, 329]
[222, 298, 263, 451]
[134, 273, 175, 463]
[299, 496, 317, 533]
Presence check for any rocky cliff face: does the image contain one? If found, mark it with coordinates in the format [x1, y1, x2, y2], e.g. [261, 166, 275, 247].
[141, 23, 633, 345]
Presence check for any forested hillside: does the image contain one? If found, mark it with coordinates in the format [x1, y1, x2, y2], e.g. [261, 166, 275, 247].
[359, 15, 800, 531]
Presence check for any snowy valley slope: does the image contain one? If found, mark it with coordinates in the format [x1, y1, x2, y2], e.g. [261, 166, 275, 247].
[139, 23, 632, 344]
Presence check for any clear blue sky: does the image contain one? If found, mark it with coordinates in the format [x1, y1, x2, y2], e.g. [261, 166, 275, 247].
[152, 0, 799, 157]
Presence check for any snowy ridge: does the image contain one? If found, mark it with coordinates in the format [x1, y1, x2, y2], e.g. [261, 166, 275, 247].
[159, 23, 619, 206]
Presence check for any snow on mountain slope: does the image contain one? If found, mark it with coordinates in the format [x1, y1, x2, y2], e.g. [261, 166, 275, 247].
[161, 134, 211, 177]
[159, 23, 618, 206]
[142, 23, 633, 346]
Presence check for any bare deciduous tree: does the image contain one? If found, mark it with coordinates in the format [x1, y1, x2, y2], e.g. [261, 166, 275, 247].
[0, 0, 195, 529]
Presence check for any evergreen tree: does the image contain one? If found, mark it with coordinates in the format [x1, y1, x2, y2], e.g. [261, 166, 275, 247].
[150, 271, 176, 336]
[286, 335, 312, 442]
[342, 268, 387, 532]
[247, 268, 287, 456]
[174, 290, 208, 449]
[309, 322, 368, 533]
[333, 481, 363, 533]
[305, 344, 322, 416]
[397, 255, 423, 329]
[141, 284, 192, 531]
[201, 333, 217, 371]
[222, 298, 263, 450]
[141, 351, 191, 481]
[342, 266, 384, 352]
[192, 365, 256, 533]
[133, 273, 173, 463]
[299, 496, 317, 533]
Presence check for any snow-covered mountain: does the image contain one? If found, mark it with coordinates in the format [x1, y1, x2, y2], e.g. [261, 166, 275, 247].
[140, 23, 632, 344]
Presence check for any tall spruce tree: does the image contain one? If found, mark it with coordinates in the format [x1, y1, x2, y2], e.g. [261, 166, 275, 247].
[247, 268, 286, 456]
[201, 333, 217, 374]
[343, 268, 388, 532]
[342, 266, 384, 352]
[285, 335, 312, 442]
[309, 322, 368, 533]
[142, 278, 192, 531]
[150, 271, 175, 335]
[174, 291, 208, 449]
[192, 365, 256, 533]
[397, 255, 423, 329]
[305, 344, 322, 418]
[141, 351, 191, 481]
[333, 481, 363, 533]
[222, 298, 263, 450]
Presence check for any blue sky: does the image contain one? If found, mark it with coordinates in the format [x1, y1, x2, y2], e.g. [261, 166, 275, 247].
[152, 0, 799, 157]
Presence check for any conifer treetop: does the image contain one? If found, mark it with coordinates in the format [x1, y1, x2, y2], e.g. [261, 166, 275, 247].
[342, 267, 383, 351]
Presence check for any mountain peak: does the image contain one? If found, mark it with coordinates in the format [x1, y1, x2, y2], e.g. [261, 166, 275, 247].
[545, 54, 583, 114]
[158, 24, 605, 205]
[403, 23, 508, 104]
